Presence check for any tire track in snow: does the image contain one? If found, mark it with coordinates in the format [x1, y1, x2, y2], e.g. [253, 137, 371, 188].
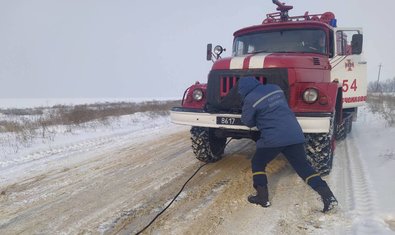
[338, 132, 384, 234]
[0, 126, 194, 234]
[114, 139, 258, 235]
[0, 123, 183, 186]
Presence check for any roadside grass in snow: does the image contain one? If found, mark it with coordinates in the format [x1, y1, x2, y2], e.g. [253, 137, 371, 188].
[0, 100, 180, 154]
[367, 93, 395, 126]
[2, 94, 394, 155]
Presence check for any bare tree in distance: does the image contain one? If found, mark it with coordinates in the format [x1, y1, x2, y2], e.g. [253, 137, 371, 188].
[368, 77, 395, 93]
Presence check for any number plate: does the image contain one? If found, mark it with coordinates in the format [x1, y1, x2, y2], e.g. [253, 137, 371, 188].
[216, 116, 243, 125]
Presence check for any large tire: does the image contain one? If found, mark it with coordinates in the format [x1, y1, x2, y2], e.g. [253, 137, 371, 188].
[190, 127, 226, 163]
[305, 116, 335, 175]
[336, 115, 353, 140]
[345, 117, 353, 134]
[335, 119, 347, 141]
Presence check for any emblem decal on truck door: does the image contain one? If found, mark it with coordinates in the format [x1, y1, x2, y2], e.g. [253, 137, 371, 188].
[345, 59, 354, 71]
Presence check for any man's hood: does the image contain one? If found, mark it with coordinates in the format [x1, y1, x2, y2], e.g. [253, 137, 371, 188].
[238, 77, 260, 99]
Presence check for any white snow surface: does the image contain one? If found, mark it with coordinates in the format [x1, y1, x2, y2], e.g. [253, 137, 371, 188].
[350, 107, 395, 227]
[0, 104, 394, 234]
[327, 105, 395, 234]
[0, 112, 175, 185]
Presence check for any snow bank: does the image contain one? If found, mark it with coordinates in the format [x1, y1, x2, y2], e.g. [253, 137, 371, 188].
[0, 112, 177, 185]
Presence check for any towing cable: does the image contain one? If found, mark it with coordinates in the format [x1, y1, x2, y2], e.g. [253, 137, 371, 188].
[135, 138, 233, 235]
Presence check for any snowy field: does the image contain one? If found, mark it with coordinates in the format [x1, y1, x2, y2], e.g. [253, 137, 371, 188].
[0, 100, 394, 234]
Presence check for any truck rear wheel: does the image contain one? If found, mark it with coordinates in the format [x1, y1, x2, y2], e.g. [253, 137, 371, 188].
[190, 127, 226, 163]
[346, 117, 353, 134]
[305, 117, 335, 175]
[335, 114, 353, 141]
[335, 120, 347, 141]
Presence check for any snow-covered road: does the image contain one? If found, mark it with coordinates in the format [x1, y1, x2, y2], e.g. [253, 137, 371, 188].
[0, 108, 394, 234]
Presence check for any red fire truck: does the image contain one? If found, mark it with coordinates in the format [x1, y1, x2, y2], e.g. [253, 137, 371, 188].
[170, 1, 367, 174]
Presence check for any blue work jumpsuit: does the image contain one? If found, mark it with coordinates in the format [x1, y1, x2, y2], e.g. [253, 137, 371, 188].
[238, 77, 326, 189]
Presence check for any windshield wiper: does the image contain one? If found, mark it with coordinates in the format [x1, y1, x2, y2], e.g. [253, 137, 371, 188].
[250, 50, 270, 54]
[273, 51, 299, 53]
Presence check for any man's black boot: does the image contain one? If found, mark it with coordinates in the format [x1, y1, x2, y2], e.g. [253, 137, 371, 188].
[315, 185, 338, 213]
[248, 185, 271, 207]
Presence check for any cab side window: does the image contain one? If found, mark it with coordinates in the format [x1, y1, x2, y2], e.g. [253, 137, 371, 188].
[336, 30, 360, 55]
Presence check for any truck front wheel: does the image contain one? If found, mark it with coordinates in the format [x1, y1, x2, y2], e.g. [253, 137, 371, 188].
[190, 127, 226, 163]
[304, 116, 335, 175]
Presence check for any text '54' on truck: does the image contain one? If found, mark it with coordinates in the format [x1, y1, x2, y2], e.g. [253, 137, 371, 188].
[170, 1, 367, 175]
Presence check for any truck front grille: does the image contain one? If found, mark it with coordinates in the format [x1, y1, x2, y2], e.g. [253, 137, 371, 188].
[206, 68, 289, 113]
[220, 76, 266, 97]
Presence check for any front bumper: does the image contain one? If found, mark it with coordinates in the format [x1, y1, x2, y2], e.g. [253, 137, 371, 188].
[170, 107, 331, 133]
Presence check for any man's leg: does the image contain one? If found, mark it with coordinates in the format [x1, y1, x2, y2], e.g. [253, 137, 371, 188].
[251, 147, 282, 188]
[281, 143, 325, 188]
[248, 146, 282, 207]
[282, 143, 338, 212]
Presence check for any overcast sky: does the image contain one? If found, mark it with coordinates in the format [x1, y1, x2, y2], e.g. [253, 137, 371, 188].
[0, 0, 394, 98]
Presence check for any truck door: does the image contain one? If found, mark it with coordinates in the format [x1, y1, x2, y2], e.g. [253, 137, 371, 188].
[330, 28, 367, 109]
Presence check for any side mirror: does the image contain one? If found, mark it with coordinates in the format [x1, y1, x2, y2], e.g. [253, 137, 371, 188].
[206, 44, 226, 62]
[206, 43, 212, 61]
[351, 34, 363, 55]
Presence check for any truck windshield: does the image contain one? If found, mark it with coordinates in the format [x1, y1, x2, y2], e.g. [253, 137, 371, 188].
[233, 29, 327, 56]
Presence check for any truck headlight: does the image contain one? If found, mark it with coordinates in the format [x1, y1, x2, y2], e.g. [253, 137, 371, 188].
[303, 88, 318, 103]
[192, 89, 203, 101]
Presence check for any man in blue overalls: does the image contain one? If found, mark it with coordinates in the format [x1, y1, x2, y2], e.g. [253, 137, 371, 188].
[238, 77, 337, 213]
